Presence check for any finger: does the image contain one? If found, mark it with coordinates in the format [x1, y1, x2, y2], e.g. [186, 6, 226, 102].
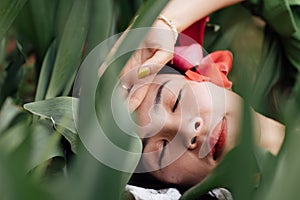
[120, 49, 143, 77]
[128, 83, 152, 112]
[137, 50, 173, 79]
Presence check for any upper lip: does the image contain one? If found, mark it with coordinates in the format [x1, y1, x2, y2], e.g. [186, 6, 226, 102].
[198, 117, 227, 159]
[210, 117, 227, 160]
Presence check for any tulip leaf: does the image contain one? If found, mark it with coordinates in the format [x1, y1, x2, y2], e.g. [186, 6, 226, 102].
[35, 40, 57, 101]
[45, 0, 90, 99]
[0, 0, 27, 40]
[24, 97, 78, 152]
[0, 98, 23, 134]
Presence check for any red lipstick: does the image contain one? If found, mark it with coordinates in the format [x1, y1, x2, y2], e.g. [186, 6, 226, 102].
[211, 117, 227, 160]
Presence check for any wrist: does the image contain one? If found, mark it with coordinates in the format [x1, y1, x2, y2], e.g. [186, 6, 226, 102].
[156, 14, 178, 44]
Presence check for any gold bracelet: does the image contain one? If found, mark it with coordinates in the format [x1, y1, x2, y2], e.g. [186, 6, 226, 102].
[157, 14, 178, 43]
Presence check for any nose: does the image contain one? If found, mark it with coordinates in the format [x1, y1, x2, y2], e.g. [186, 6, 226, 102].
[187, 117, 203, 150]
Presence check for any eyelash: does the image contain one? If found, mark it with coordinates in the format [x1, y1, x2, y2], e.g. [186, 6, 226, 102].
[162, 139, 168, 147]
[159, 139, 168, 167]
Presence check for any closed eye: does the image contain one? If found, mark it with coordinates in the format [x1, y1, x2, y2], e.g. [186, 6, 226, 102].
[172, 88, 182, 112]
[158, 140, 168, 168]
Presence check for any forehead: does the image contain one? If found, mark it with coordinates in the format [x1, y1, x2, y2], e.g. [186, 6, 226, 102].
[140, 74, 185, 103]
[152, 74, 185, 84]
[135, 74, 190, 129]
[143, 73, 186, 100]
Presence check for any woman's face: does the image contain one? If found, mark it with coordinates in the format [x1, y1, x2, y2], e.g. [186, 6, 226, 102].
[135, 74, 243, 187]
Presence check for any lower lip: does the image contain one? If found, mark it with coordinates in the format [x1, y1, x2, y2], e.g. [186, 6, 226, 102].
[211, 117, 227, 160]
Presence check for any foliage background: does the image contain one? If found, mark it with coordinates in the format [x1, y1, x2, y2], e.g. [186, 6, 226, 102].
[0, 0, 300, 200]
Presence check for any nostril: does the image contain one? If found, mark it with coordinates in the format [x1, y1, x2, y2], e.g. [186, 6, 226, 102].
[190, 136, 197, 144]
[194, 122, 200, 130]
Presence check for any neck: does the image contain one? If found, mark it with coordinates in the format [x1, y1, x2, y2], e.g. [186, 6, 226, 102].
[253, 112, 285, 155]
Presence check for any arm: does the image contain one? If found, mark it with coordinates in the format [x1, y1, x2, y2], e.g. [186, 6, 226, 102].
[161, 0, 245, 32]
[121, 0, 245, 111]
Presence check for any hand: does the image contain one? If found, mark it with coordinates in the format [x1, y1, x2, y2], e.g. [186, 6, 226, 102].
[119, 19, 176, 111]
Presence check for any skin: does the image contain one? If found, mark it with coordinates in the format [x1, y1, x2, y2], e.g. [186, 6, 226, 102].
[134, 74, 285, 187]
[120, 0, 246, 111]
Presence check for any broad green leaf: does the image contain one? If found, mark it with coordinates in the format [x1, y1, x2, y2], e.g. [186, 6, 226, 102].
[0, 0, 28, 40]
[0, 121, 28, 155]
[257, 95, 300, 200]
[55, 0, 73, 41]
[35, 40, 57, 101]
[251, 30, 281, 115]
[24, 96, 78, 153]
[0, 123, 55, 200]
[13, 3, 36, 51]
[0, 38, 5, 64]
[27, 0, 57, 57]
[27, 120, 64, 173]
[0, 43, 25, 108]
[85, 0, 114, 55]
[55, 125, 77, 153]
[24, 96, 78, 134]
[71, 1, 170, 199]
[115, 0, 142, 32]
[0, 98, 23, 134]
[45, 0, 90, 99]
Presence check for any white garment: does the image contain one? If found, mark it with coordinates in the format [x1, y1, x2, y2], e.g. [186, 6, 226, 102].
[126, 185, 233, 200]
[125, 185, 181, 200]
[209, 188, 233, 200]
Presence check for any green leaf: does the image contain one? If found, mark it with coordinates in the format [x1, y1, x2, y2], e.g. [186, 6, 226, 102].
[115, 0, 142, 32]
[45, 0, 90, 99]
[54, 0, 73, 41]
[85, 0, 114, 55]
[0, 43, 25, 108]
[24, 96, 78, 152]
[0, 122, 53, 200]
[0, 0, 28, 40]
[70, 1, 170, 199]
[0, 38, 6, 64]
[27, 0, 57, 57]
[24, 96, 78, 134]
[0, 98, 23, 134]
[27, 120, 64, 173]
[55, 125, 77, 153]
[0, 121, 28, 155]
[256, 96, 300, 200]
[35, 40, 57, 101]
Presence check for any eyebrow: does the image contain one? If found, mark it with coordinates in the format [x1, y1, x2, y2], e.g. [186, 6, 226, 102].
[154, 81, 170, 105]
[172, 88, 182, 112]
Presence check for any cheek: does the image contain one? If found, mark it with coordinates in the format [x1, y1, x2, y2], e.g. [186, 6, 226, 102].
[181, 83, 214, 117]
[194, 85, 225, 112]
[153, 153, 215, 186]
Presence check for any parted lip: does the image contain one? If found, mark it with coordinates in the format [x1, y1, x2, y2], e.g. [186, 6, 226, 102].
[210, 117, 227, 161]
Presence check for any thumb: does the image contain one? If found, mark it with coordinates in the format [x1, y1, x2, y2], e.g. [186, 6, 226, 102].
[137, 50, 173, 79]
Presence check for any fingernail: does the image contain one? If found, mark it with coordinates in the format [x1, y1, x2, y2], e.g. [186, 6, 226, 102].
[138, 67, 150, 79]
